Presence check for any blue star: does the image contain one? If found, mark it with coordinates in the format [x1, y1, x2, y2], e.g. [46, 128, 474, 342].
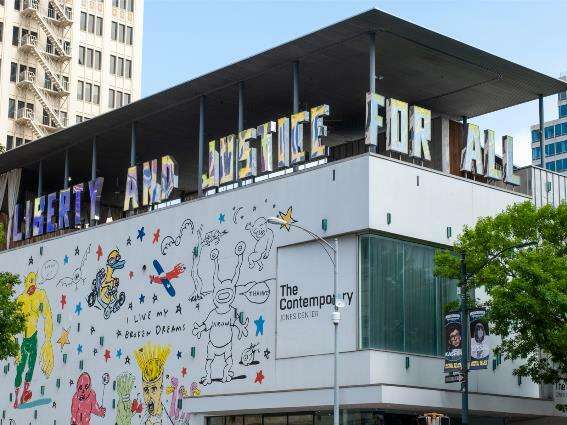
[254, 315, 265, 336]
[75, 302, 82, 315]
[218, 213, 225, 223]
[137, 226, 145, 242]
[139, 293, 145, 304]
[116, 349, 123, 359]
[77, 344, 83, 354]
[63, 255, 69, 265]
[177, 351, 182, 359]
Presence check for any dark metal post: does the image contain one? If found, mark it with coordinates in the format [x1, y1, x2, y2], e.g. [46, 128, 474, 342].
[292, 61, 300, 114]
[91, 137, 97, 181]
[63, 149, 69, 189]
[539, 95, 545, 168]
[38, 160, 43, 197]
[236, 81, 244, 186]
[198, 95, 206, 197]
[368, 32, 377, 154]
[369, 32, 376, 94]
[130, 122, 137, 167]
[460, 252, 470, 425]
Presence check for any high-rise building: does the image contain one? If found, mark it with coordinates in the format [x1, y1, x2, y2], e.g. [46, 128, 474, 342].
[0, 0, 143, 151]
[530, 75, 567, 174]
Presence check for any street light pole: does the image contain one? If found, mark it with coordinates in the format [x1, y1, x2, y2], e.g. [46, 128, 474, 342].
[267, 218, 340, 425]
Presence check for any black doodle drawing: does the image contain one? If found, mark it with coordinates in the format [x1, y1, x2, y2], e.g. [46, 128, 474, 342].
[237, 279, 273, 304]
[232, 206, 244, 224]
[239, 343, 260, 366]
[58, 244, 91, 289]
[161, 218, 194, 255]
[192, 242, 249, 385]
[190, 227, 228, 301]
[245, 217, 274, 271]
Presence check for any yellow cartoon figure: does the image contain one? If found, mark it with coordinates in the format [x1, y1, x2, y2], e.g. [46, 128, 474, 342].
[13, 271, 54, 408]
[87, 249, 126, 319]
[134, 342, 171, 425]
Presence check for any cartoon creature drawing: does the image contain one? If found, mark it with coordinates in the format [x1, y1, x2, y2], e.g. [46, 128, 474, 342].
[240, 343, 260, 366]
[190, 227, 228, 301]
[13, 271, 54, 408]
[246, 218, 274, 271]
[87, 249, 126, 319]
[70, 372, 106, 425]
[192, 242, 249, 385]
[134, 342, 171, 425]
[150, 261, 185, 297]
[166, 377, 190, 423]
[58, 244, 91, 289]
[115, 372, 139, 425]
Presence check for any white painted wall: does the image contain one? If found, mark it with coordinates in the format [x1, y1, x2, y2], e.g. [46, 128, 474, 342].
[0, 155, 560, 425]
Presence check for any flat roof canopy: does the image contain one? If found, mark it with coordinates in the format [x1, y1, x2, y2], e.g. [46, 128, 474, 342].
[2, 8, 566, 199]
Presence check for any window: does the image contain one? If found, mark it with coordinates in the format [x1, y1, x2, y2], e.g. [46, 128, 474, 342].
[14, 0, 20, 10]
[86, 48, 93, 68]
[78, 46, 85, 65]
[560, 91, 567, 101]
[108, 89, 115, 108]
[546, 161, 556, 171]
[557, 158, 567, 172]
[555, 124, 562, 138]
[77, 80, 84, 100]
[112, 0, 118, 6]
[118, 24, 125, 43]
[76, 115, 83, 124]
[532, 147, 541, 161]
[117, 57, 124, 76]
[88, 14, 95, 33]
[6, 135, 14, 151]
[93, 84, 100, 104]
[359, 234, 458, 356]
[12, 26, 19, 46]
[110, 55, 116, 74]
[85, 82, 92, 102]
[560, 105, 567, 119]
[96, 17, 103, 36]
[545, 126, 555, 139]
[545, 143, 556, 157]
[94, 51, 101, 70]
[8, 98, 15, 118]
[10, 62, 17, 82]
[80, 12, 87, 31]
[125, 59, 132, 78]
[15, 137, 22, 147]
[0, 22, 3, 43]
[120, 0, 126, 9]
[126, 26, 133, 45]
[124, 93, 131, 105]
[116, 91, 123, 107]
[128, 0, 133, 11]
[111, 21, 117, 40]
[18, 64, 27, 80]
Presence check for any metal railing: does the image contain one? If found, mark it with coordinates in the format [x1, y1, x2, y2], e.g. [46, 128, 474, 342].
[16, 107, 35, 121]
[18, 70, 36, 84]
[22, 0, 39, 11]
[20, 33, 38, 48]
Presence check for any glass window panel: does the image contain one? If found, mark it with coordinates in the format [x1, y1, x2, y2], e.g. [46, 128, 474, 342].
[6, 135, 14, 150]
[86, 48, 93, 67]
[85, 83, 92, 102]
[108, 89, 115, 108]
[8, 98, 15, 118]
[555, 124, 562, 137]
[111, 21, 118, 40]
[88, 14, 95, 33]
[78, 46, 85, 65]
[264, 417, 287, 425]
[244, 416, 262, 425]
[95, 51, 101, 70]
[117, 57, 124, 76]
[96, 17, 103, 36]
[531, 129, 540, 142]
[126, 26, 133, 45]
[77, 80, 83, 100]
[119, 24, 125, 42]
[359, 234, 458, 356]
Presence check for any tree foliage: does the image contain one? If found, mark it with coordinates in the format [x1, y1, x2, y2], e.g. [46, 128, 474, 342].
[0, 272, 25, 360]
[435, 201, 567, 389]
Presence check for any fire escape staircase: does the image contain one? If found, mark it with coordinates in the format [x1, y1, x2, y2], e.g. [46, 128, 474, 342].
[17, 70, 64, 129]
[15, 106, 46, 138]
[46, 0, 73, 27]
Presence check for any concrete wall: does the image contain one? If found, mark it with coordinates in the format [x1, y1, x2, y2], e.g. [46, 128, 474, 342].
[1, 155, 559, 425]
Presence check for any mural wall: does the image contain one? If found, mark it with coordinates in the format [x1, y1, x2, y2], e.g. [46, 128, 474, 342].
[0, 188, 309, 424]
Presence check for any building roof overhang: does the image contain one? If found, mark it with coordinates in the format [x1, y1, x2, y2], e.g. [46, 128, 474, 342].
[1, 8, 565, 197]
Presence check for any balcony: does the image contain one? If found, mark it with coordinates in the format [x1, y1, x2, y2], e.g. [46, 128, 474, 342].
[21, 0, 39, 16]
[47, 2, 73, 26]
[18, 33, 38, 53]
[16, 70, 36, 89]
[15, 107, 35, 124]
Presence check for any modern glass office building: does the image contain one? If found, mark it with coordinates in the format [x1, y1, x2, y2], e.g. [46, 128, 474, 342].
[0, 9, 565, 425]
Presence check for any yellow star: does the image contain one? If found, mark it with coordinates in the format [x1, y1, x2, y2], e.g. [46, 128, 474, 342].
[56, 328, 70, 350]
[277, 206, 297, 231]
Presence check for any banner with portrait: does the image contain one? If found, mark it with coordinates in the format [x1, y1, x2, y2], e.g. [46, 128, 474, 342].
[469, 308, 490, 370]
[444, 312, 462, 372]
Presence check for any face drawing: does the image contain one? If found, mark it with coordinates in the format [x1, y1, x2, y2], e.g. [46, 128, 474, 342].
[143, 373, 163, 416]
[77, 372, 92, 401]
[134, 343, 171, 423]
[211, 241, 246, 312]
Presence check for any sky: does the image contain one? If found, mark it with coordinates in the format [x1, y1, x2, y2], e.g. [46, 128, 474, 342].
[141, 0, 567, 166]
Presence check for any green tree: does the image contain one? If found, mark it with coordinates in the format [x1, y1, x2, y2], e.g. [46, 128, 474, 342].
[435, 201, 567, 395]
[0, 272, 25, 360]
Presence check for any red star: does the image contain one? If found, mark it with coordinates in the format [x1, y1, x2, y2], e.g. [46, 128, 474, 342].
[103, 349, 111, 362]
[254, 370, 265, 384]
[96, 245, 103, 261]
[181, 367, 187, 377]
[152, 228, 160, 244]
[60, 294, 67, 309]
[129, 271, 134, 279]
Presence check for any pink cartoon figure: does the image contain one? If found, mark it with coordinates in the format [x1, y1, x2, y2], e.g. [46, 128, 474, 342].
[71, 372, 106, 425]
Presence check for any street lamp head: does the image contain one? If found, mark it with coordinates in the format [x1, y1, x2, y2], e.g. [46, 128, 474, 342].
[267, 217, 287, 226]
